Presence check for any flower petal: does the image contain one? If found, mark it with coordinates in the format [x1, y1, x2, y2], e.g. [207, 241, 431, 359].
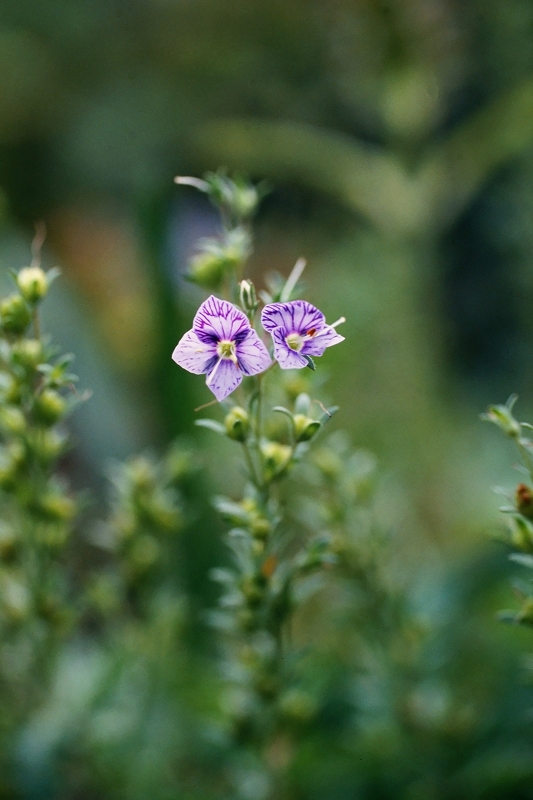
[262, 300, 325, 335]
[272, 328, 308, 369]
[236, 330, 272, 375]
[206, 359, 243, 401]
[172, 330, 217, 374]
[301, 328, 345, 357]
[193, 295, 250, 343]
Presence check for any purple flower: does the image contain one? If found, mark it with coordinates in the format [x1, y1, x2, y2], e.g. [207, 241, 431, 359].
[261, 300, 345, 369]
[172, 296, 271, 401]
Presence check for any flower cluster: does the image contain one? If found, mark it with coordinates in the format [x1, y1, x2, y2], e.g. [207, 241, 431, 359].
[172, 296, 345, 401]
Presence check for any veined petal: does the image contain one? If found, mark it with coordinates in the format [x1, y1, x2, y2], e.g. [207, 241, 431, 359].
[194, 295, 250, 343]
[262, 300, 325, 335]
[172, 330, 217, 374]
[272, 328, 307, 370]
[236, 330, 272, 375]
[301, 328, 345, 357]
[206, 359, 243, 401]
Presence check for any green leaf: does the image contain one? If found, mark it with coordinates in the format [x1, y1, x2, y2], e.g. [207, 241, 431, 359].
[510, 553, 533, 569]
[195, 419, 226, 434]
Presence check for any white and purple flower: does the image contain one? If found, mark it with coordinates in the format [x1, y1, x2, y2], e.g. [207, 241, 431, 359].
[172, 296, 271, 401]
[261, 300, 345, 369]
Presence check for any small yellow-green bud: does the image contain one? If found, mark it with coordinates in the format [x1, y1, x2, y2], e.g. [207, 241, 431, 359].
[250, 516, 271, 539]
[0, 442, 23, 490]
[0, 406, 26, 435]
[0, 525, 18, 563]
[240, 575, 264, 607]
[312, 448, 342, 479]
[12, 339, 43, 368]
[127, 456, 156, 490]
[224, 406, 249, 441]
[33, 389, 66, 424]
[483, 404, 521, 438]
[260, 441, 292, 480]
[284, 374, 310, 402]
[279, 689, 317, 723]
[129, 535, 160, 570]
[293, 414, 321, 443]
[16, 266, 48, 303]
[189, 252, 227, 289]
[38, 493, 76, 522]
[0, 295, 31, 334]
[0, 372, 21, 404]
[27, 429, 67, 463]
[1, 576, 31, 622]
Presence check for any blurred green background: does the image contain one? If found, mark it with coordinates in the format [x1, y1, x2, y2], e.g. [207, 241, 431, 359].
[3, 0, 533, 797]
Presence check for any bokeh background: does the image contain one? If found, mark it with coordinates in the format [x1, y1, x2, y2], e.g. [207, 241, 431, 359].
[3, 0, 533, 797]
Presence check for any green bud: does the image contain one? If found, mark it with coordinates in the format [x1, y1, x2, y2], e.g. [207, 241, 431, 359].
[312, 448, 342, 479]
[16, 266, 48, 303]
[239, 280, 258, 315]
[126, 456, 156, 490]
[12, 338, 43, 369]
[509, 514, 533, 552]
[189, 251, 227, 289]
[284, 374, 310, 402]
[293, 413, 321, 443]
[0, 294, 31, 334]
[0, 406, 26, 435]
[33, 389, 66, 424]
[0, 444, 22, 490]
[37, 493, 76, 522]
[0, 524, 18, 563]
[279, 689, 317, 723]
[27, 428, 67, 463]
[224, 406, 249, 441]
[0, 372, 21, 404]
[232, 185, 260, 220]
[483, 403, 521, 438]
[1, 575, 31, 622]
[240, 575, 264, 607]
[260, 441, 292, 481]
[250, 516, 271, 540]
[129, 535, 160, 571]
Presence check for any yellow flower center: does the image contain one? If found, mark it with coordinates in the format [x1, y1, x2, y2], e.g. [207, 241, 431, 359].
[286, 332, 305, 352]
[217, 340, 238, 363]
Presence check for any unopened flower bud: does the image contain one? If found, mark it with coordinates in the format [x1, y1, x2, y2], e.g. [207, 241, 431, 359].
[239, 280, 258, 315]
[189, 251, 227, 289]
[279, 689, 317, 723]
[0, 524, 18, 563]
[232, 184, 260, 220]
[250, 516, 271, 540]
[483, 404, 521, 438]
[12, 339, 43, 368]
[34, 389, 66, 424]
[510, 514, 533, 552]
[224, 406, 249, 441]
[129, 535, 160, 571]
[0, 372, 21, 404]
[240, 575, 265, 607]
[16, 266, 48, 303]
[0, 295, 31, 334]
[260, 441, 292, 481]
[38, 493, 76, 522]
[517, 483, 533, 519]
[293, 413, 321, 443]
[27, 429, 67, 463]
[0, 406, 26, 435]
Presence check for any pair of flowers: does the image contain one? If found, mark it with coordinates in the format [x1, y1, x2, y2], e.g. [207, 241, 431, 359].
[172, 295, 345, 401]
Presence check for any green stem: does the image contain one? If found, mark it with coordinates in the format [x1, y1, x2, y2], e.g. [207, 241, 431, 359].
[32, 307, 41, 340]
